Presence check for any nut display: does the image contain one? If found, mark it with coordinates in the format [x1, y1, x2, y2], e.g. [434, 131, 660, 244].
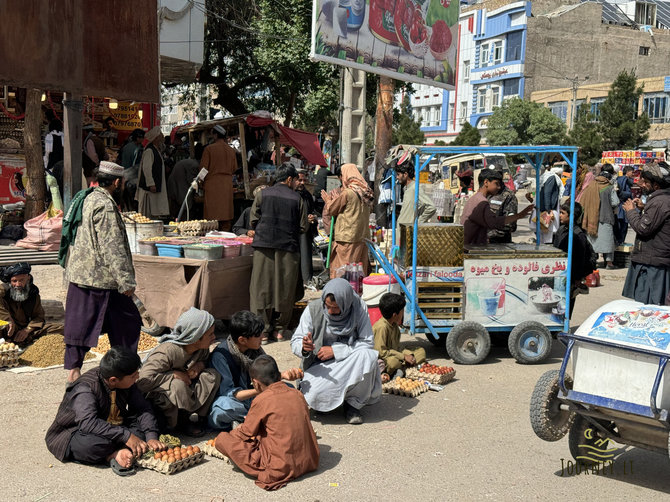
[91, 333, 158, 355]
[20, 335, 95, 368]
[122, 212, 157, 224]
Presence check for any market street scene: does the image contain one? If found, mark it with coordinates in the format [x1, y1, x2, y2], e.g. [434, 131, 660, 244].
[2, 0, 670, 500]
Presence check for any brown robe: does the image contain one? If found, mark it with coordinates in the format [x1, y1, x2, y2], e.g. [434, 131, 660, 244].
[0, 284, 63, 346]
[201, 139, 237, 221]
[215, 381, 320, 490]
[136, 343, 220, 428]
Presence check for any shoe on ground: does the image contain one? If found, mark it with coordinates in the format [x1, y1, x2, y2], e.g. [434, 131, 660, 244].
[343, 402, 363, 425]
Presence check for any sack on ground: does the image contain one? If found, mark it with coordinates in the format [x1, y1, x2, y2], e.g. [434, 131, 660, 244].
[16, 209, 63, 251]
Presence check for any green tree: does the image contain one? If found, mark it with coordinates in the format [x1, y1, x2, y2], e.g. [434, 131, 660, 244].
[567, 106, 603, 165]
[451, 122, 481, 146]
[600, 70, 650, 150]
[487, 97, 566, 146]
[392, 96, 425, 145]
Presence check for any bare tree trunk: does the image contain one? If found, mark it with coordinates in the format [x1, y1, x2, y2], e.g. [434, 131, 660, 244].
[374, 77, 394, 224]
[24, 88, 46, 219]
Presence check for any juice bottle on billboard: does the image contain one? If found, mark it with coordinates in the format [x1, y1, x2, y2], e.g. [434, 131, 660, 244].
[340, 0, 365, 30]
[369, 0, 399, 44]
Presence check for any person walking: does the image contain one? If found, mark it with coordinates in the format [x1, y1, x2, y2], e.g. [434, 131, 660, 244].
[622, 162, 670, 304]
[321, 163, 373, 279]
[136, 126, 169, 220]
[61, 162, 142, 383]
[249, 164, 309, 343]
[200, 125, 237, 231]
[581, 165, 619, 269]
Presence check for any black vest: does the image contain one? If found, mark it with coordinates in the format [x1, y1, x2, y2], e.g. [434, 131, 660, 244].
[139, 144, 163, 192]
[252, 183, 301, 253]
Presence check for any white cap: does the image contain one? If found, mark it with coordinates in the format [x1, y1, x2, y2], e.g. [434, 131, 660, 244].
[213, 124, 226, 136]
[98, 161, 124, 177]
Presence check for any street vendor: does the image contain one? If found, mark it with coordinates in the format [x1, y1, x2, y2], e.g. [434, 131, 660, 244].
[396, 158, 436, 238]
[461, 169, 533, 247]
[0, 262, 63, 347]
[208, 311, 302, 430]
[291, 278, 381, 424]
[200, 124, 237, 231]
[137, 308, 221, 437]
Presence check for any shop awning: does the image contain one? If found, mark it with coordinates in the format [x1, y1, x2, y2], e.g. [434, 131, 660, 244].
[278, 125, 327, 167]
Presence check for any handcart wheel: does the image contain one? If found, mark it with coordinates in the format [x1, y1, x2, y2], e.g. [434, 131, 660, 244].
[425, 333, 444, 347]
[568, 415, 615, 466]
[508, 321, 553, 364]
[529, 370, 574, 441]
[446, 321, 491, 365]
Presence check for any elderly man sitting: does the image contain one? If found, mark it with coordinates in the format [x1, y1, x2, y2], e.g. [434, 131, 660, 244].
[0, 262, 63, 346]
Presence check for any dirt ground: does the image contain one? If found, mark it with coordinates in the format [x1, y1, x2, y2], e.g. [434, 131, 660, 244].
[3, 262, 670, 501]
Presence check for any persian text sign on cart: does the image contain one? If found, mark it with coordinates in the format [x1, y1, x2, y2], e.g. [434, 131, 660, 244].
[311, 0, 459, 89]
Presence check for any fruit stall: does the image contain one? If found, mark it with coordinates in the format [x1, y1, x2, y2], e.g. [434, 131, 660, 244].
[368, 145, 580, 365]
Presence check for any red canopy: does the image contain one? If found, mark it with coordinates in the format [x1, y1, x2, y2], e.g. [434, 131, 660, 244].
[245, 114, 327, 167]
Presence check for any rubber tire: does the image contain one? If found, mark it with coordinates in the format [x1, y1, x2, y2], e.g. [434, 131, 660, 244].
[508, 321, 553, 364]
[446, 321, 491, 365]
[568, 415, 614, 466]
[425, 333, 444, 347]
[530, 369, 574, 441]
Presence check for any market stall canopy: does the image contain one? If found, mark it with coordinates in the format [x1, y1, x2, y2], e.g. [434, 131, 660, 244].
[0, 0, 159, 102]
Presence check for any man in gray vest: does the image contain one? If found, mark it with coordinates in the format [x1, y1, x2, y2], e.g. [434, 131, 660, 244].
[249, 164, 309, 343]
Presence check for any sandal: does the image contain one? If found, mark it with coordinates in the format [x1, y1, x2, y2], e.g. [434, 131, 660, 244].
[110, 458, 135, 477]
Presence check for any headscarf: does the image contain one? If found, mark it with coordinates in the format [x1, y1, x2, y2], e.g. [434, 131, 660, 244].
[575, 171, 595, 203]
[322, 278, 366, 338]
[0, 262, 31, 283]
[157, 307, 214, 345]
[341, 163, 374, 207]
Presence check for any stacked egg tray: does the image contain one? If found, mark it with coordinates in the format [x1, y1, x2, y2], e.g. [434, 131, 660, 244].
[405, 365, 456, 385]
[202, 440, 231, 462]
[136, 450, 205, 475]
[0, 343, 20, 368]
[382, 378, 429, 397]
[177, 220, 219, 236]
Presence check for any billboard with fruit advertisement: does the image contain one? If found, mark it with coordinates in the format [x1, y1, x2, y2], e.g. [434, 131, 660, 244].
[311, 0, 459, 89]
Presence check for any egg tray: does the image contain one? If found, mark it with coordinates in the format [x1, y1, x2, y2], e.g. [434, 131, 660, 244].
[177, 220, 218, 236]
[382, 380, 429, 397]
[405, 367, 456, 385]
[202, 443, 231, 462]
[136, 451, 205, 475]
[0, 349, 20, 368]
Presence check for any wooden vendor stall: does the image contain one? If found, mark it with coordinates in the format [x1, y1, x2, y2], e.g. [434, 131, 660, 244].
[133, 254, 253, 328]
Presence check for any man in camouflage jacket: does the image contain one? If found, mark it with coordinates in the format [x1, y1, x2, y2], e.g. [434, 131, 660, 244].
[63, 161, 142, 383]
[487, 183, 518, 244]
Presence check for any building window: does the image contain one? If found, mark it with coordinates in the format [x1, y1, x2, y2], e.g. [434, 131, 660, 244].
[463, 60, 470, 82]
[478, 89, 487, 113]
[491, 87, 501, 109]
[447, 103, 454, 127]
[635, 2, 656, 25]
[590, 98, 604, 120]
[506, 31, 523, 61]
[492, 41, 503, 65]
[480, 44, 490, 67]
[433, 106, 440, 126]
[460, 101, 468, 123]
[639, 46, 650, 56]
[643, 93, 669, 123]
[503, 78, 520, 98]
[548, 101, 568, 122]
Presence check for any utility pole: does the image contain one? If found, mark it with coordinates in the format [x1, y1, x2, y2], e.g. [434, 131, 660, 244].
[568, 74, 589, 130]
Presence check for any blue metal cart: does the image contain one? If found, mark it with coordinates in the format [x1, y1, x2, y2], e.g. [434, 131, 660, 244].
[368, 145, 580, 365]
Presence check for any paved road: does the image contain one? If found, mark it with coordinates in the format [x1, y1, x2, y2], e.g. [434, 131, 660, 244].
[2, 266, 670, 501]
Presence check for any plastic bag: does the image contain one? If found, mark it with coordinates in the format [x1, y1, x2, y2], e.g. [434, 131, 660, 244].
[16, 208, 63, 251]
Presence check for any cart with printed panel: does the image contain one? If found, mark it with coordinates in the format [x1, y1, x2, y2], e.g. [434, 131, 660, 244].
[367, 145, 580, 365]
[530, 300, 670, 465]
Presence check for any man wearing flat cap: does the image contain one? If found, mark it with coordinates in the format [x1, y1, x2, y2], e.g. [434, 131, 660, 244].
[622, 161, 670, 304]
[136, 126, 169, 219]
[0, 262, 63, 347]
[61, 161, 142, 383]
[200, 124, 238, 230]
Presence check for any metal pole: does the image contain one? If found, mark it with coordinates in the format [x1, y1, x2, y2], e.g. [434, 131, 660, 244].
[410, 153, 420, 335]
[564, 149, 578, 331]
[535, 153, 542, 249]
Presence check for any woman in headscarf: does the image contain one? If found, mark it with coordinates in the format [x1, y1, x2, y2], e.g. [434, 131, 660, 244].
[291, 278, 382, 424]
[321, 163, 374, 279]
[137, 307, 221, 436]
[553, 202, 595, 319]
[580, 165, 619, 269]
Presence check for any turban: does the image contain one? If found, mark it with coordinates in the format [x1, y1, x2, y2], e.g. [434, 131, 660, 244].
[0, 262, 31, 283]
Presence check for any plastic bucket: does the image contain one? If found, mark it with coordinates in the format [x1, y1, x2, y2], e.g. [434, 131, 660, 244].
[362, 274, 401, 325]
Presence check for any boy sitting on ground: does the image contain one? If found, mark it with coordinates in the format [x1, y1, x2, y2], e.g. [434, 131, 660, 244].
[373, 293, 426, 383]
[45, 346, 166, 476]
[208, 311, 302, 430]
[215, 355, 320, 490]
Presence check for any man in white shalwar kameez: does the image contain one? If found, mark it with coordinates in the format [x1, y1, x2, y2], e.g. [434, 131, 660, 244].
[291, 278, 381, 424]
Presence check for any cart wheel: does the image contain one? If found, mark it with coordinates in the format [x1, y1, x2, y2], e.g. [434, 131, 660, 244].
[530, 370, 574, 441]
[446, 322, 491, 365]
[569, 415, 616, 466]
[425, 333, 444, 347]
[508, 321, 553, 364]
